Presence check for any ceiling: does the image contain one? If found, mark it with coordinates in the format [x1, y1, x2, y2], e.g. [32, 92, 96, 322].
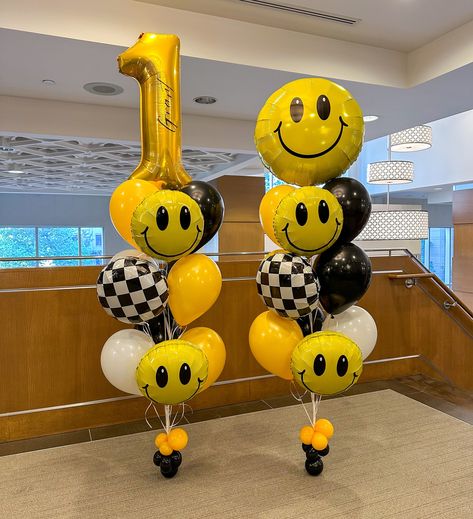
[0, 135, 252, 195]
[140, 0, 473, 52]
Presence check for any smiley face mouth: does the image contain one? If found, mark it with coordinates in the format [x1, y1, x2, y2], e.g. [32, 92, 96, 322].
[274, 116, 348, 159]
[298, 369, 359, 395]
[142, 377, 204, 403]
[282, 218, 341, 253]
[141, 225, 202, 258]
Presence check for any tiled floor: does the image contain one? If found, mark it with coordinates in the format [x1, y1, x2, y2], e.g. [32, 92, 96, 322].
[1, 374, 472, 457]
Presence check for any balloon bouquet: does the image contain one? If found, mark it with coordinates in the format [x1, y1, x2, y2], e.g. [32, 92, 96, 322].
[250, 78, 378, 476]
[96, 34, 226, 479]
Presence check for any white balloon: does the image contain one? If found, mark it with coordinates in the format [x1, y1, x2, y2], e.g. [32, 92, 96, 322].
[322, 306, 377, 360]
[101, 329, 154, 395]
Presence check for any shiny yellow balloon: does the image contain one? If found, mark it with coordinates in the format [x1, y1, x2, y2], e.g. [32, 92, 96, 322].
[312, 432, 328, 451]
[181, 327, 226, 390]
[255, 78, 364, 186]
[131, 190, 204, 261]
[315, 418, 334, 439]
[136, 339, 208, 405]
[168, 428, 189, 451]
[291, 331, 363, 396]
[159, 442, 173, 456]
[118, 33, 191, 188]
[249, 311, 303, 380]
[109, 179, 159, 246]
[259, 185, 296, 244]
[273, 186, 343, 255]
[300, 425, 315, 445]
[168, 254, 222, 326]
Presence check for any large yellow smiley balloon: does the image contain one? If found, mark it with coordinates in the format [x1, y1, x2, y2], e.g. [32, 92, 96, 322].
[255, 78, 364, 186]
[291, 331, 363, 396]
[273, 186, 343, 255]
[131, 190, 204, 262]
[136, 339, 208, 405]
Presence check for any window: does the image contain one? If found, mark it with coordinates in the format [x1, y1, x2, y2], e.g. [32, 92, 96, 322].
[264, 170, 289, 192]
[0, 227, 104, 268]
[420, 227, 454, 285]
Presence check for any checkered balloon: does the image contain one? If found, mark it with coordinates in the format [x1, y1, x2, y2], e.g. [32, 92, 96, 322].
[97, 257, 169, 324]
[256, 252, 320, 319]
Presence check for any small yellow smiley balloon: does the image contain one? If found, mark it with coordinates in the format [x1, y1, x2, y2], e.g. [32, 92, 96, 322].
[255, 78, 364, 186]
[136, 339, 208, 405]
[273, 186, 343, 255]
[131, 190, 204, 261]
[291, 331, 363, 396]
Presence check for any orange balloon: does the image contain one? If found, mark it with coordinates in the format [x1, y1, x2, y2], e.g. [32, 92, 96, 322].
[168, 428, 189, 451]
[181, 327, 226, 390]
[109, 179, 160, 246]
[312, 432, 328, 451]
[315, 418, 334, 439]
[155, 432, 168, 449]
[249, 311, 303, 380]
[159, 442, 173, 456]
[299, 425, 315, 445]
[259, 185, 296, 244]
[168, 254, 222, 326]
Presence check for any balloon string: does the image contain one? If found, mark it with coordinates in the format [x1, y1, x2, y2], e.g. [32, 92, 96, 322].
[311, 392, 322, 427]
[290, 381, 312, 424]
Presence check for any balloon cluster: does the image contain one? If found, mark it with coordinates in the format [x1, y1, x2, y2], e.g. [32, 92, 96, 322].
[251, 77, 378, 476]
[96, 33, 227, 478]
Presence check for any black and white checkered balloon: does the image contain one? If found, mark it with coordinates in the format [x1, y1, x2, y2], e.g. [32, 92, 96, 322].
[256, 252, 320, 319]
[97, 257, 168, 324]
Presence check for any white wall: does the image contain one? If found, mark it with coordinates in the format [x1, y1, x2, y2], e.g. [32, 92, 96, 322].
[0, 193, 128, 256]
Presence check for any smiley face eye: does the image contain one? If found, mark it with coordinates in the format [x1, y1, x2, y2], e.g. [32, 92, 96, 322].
[179, 363, 191, 385]
[295, 202, 308, 226]
[313, 354, 326, 376]
[290, 97, 304, 123]
[337, 355, 348, 377]
[317, 95, 330, 120]
[318, 200, 329, 223]
[156, 366, 168, 388]
[156, 206, 169, 231]
[180, 206, 191, 230]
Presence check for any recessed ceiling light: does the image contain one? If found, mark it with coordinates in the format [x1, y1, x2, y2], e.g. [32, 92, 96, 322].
[363, 115, 379, 122]
[83, 82, 124, 96]
[42, 79, 56, 86]
[194, 96, 217, 104]
[433, 187, 443, 191]
[6, 169, 24, 174]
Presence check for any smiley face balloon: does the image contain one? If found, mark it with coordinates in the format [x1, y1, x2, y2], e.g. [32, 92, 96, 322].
[136, 339, 208, 405]
[131, 190, 204, 262]
[255, 78, 364, 186]
[273, 186, 343, 255]
[291, 331, 363, 396]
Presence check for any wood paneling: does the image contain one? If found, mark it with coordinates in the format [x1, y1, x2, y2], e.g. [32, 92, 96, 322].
[452, 224, 473, 296]
[1, 255, 473, 440]
[218, 222, 264, 259]
[216, 176, 264, 222]
[453, 189, 473, 224]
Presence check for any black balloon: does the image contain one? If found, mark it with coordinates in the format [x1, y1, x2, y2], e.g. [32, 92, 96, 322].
[170, 450, 182, 468]
[160, 456, 178, 478]
[316, 445, 330, 457]
[305, 447, 321, 462]
[181, 181, 224, 250]
[314, 243, 372, 315]
[297, 307, 325, 337]
[305, 457, 324, 476]
[324, 177, 371, 245]
[301, 443, 312, 453]
[153, 450, 162, 467]
[135, 312, 183, 344]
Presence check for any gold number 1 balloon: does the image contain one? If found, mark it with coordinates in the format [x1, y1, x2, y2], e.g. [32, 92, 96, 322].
[118, 33, 191, 188]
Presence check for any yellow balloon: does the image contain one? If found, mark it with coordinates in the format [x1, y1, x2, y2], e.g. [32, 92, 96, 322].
[168, 254, 222, 326]
[131, 190, 204, 261]
[312, 432, 328, 451]
[109, 179, 159, 246]
[168, 428, 189, 451]
[249, 311, 303, 380]
[118, 33, 191, 188]
[291, 331, 363, 396]
[136, 339, 208, 405]
[315, 418, 334, 439]
[181, 327, 226, 390]
[259, 185, 296, 244]
[273, 186, 343, 255]
[255, 78, 364, 186]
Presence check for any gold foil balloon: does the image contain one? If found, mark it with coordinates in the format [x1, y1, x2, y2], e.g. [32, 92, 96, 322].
[131, 190, 204, 261]
[291, 331, 363, 396]
[136, 339, 208, 405]
[259, 185, 296, 243]
[273, 186, 343, 255]
[118, 33, 191, 188]
[255, 78, 364, 186]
